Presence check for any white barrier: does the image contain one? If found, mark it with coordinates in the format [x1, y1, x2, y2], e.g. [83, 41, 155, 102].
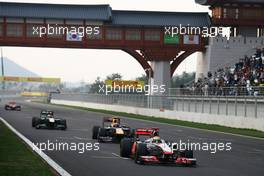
[51, 99, 264, 132]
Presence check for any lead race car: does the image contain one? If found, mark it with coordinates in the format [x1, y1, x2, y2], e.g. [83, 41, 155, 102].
[120, 128, 196, 166]
[92, 117, 133, 142]
[32, 110, 67, 130]
[4, 102, 21, 111]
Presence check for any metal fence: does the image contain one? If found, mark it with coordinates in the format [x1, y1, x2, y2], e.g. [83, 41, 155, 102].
[52, 93, 264, 118]
[0, 90, 21, 99]
[168, 86, 264, 96]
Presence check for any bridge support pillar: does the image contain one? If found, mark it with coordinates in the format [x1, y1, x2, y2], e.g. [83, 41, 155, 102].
[151, 61, 171, 95]
[196, 51, 209, 81]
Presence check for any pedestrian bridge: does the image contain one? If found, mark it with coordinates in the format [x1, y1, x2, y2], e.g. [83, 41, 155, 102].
[0, 2, 211, 93]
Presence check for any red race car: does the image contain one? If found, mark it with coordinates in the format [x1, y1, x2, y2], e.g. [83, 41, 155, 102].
[5, 102, 21, 111]
[120, 128, 196, 166]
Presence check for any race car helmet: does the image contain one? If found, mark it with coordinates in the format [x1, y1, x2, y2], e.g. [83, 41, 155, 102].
[111, 123, 119, 127]
[152, 136, 161, 143]
[47, 114, 53, 118]
[152, 130, 159, 136]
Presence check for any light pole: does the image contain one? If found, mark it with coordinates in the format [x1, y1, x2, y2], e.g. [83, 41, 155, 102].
[1, 47, 4, 90]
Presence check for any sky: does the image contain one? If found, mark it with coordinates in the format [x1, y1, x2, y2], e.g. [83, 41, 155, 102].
[1, 0, 209, 83]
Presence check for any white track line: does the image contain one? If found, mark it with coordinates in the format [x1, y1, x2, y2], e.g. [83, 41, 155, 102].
[73, 136, 92, 141]
[112, 152, 129, 160]
[0, 117, 72, 176]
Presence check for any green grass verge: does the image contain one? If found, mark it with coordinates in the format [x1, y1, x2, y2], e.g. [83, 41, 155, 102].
[0, 121, 55, 176]
[35, 100, 264, 139]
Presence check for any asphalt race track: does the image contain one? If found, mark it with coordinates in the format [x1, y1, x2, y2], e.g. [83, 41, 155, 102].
[1, 99, 264, 176]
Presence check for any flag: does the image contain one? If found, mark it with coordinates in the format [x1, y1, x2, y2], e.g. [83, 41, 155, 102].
[66, 32, 83, 41]
[183, 35, 199, 44]
[164, 34, 179, 44]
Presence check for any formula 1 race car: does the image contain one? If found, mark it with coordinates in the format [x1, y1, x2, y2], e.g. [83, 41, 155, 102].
[4, 102, 21, 111]
[32, 110, 67, 130]
[92, 117, 133, 142]
[120, 128, 196, 166]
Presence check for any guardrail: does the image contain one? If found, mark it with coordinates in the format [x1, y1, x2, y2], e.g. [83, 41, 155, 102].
[52, 93, 264, 119]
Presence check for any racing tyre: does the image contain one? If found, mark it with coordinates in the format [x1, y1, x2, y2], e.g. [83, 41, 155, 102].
[135, 143, 148, 164]
[184, 150, 193, 158]
[120, 138, 133, 157]
[92, 126, 100, 139]
[60, 120, 67, 130]
[98, 128, 107, 137]
[32, 117, 38, 127]
[129, 129, 135, 138]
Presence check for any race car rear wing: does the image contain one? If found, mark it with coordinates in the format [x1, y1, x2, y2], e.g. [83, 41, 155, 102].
[135, 128, 159, 136]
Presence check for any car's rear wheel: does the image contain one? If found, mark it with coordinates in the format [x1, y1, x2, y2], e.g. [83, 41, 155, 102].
[120, 138, 133, 158]
[60, 120, 67, 130]
[135, 143, 148, 164]
[32, 117, 38, 127]
[92, 126, 100, 139]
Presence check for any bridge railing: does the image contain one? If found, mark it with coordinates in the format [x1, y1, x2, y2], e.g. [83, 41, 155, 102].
[52, 93, 264, 119]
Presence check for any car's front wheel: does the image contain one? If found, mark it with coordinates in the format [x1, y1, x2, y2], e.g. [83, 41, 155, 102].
[60, 120, 67, 130]
[120, 138, 133, 158]
[135, 143, 148, 164]
[184, 150, 193, 158]
[92, 126, 100, 139]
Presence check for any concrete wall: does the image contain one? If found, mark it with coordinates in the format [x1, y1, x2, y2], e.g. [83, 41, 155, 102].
[196, 36, 264, 79]
[51, 99, 264, 132]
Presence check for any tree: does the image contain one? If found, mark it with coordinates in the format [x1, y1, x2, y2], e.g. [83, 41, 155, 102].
[89, 77, 104, 93]
[171, 72, 195, 88]
[106, 73, 122, 81]
[136, 74, 148, 85]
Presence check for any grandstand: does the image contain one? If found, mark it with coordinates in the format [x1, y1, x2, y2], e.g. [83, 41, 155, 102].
[193, 48, 264, 96]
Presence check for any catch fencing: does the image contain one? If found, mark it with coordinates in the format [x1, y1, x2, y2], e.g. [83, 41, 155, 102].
[52, 93, 264, 118]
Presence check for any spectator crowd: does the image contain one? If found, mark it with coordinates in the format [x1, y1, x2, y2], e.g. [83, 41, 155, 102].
[192, 48, 264, 96]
